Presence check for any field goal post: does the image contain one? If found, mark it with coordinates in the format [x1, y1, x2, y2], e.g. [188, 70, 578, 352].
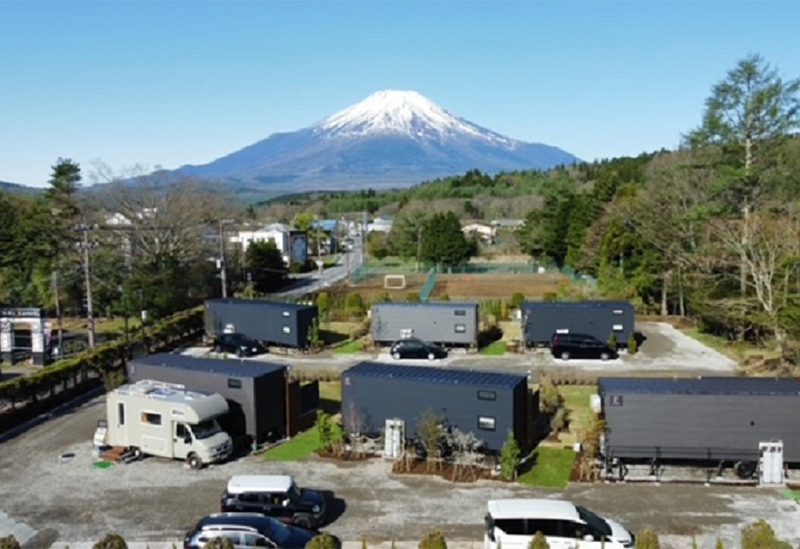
[384, 274, 407, 290]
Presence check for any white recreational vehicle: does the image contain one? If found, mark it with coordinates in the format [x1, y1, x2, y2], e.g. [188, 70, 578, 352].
[105, 380, 233, 469]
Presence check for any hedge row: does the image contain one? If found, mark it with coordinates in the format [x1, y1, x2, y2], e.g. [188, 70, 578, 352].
[0, 307, 205, 406]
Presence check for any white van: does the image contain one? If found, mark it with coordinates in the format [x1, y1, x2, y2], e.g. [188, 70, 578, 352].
[484, 499, 634, 549]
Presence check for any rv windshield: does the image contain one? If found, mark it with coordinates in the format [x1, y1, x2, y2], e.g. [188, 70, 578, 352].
[190, 419, 221, 440]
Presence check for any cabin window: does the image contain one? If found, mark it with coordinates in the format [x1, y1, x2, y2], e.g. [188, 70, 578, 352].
[613, 309, 624, 315]
[478, 390, 496, 401]
[454, 310, 466, 316]
[455, 323, 467, 333]
[612, 324, 624, 332]
[228, 378, 243, 389]
[282, 326, 291, 334]
[141, 412, 162, 426]
[282, 311, 290, 317]
[478, 416, 496, 431]
[118, 403, 125, 425]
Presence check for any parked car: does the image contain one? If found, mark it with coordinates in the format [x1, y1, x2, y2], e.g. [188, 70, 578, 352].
[550, 333, 618, 361]
[184, 512, 316, 549]
[390, 338, 448, 360]
[484, 499, 635, 549]
[214, 333, 267, 357]
[220, 475, 327, 529]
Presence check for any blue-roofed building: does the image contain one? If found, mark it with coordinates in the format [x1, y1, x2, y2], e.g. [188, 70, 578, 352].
[310, 219, 340, 254]
[341, 362, 537, 451]
[128, 353, 291, 445]
[598, 376, 800, 469]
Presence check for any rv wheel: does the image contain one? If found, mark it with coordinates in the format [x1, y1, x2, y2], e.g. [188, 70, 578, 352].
[132, 447, 143, 461]
[187, 453, 203, 470]
[560, 351, 570, 361]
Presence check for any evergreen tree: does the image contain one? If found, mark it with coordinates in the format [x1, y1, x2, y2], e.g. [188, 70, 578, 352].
[246, 239, 287, 293]
[421, 212, 473, 267]
[499, 430, 522, 481]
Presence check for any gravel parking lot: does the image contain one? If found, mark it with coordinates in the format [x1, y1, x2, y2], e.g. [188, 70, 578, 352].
[1, 393, 797, 549]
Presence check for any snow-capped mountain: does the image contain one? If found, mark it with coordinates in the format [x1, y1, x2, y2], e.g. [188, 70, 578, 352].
[177, 90, 580, 190]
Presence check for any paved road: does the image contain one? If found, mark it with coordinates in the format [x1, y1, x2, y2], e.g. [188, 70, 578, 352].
[273, 234, 364, 298]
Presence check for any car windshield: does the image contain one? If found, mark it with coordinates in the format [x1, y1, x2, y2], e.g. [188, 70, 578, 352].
[190, 419, 221, 440]
[576, 506, 612, 537]
[261, 517, 294, 545]
[288, 482, 303, 502]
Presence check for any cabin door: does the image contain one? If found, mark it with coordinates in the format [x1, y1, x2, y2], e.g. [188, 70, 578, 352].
[173, 422, 193, 459]
[115, 402, 128, 446]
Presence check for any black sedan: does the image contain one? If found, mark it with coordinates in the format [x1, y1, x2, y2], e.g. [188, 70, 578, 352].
[214, 333, 267, 357]
[390, 338, 448, 361]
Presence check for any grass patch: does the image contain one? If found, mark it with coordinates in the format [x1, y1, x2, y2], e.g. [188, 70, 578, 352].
[681, 327, 778, 362]
[263, 429, 320, 461]
[557, 385, 597, 447]
[333, 340, 364, 354]
[480, 341, 507, 356]
[518, 447, 576, 488]
[318, 380, 342, 414]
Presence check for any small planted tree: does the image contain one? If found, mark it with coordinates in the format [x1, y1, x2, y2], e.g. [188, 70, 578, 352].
[635, 528, 660, 549]
[499, 430, 521, 481]
[407, 292, 421, 303]
[529, 531, 550, 549]
[317, 292, 330, 321]
[0, 536, 21, 549]
[346, 293, 365, 318]
[715, 540, 725, 549]
[439, 292, 450, 302]
[416, 408, 445, 471]
[305, 533, 341, 549]
[511, 292, 526, 309]
[419, 530, 447, 549]
[307, 317, 323, 351]
[93, 533, 128, 549]
[315, 410, 334, 453]
[741, 519, 780, 549]
[608, 332, 618, 350]
[628, 333, 638, 354]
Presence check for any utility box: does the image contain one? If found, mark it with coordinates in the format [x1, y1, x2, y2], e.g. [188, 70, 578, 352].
[759, 441, 784, 485]
[384, 418, 405, 459]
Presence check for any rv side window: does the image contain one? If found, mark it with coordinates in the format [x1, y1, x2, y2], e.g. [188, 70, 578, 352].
[228, 378, 243, 389]
[282, 311, 290, 317]
[454, 310, 466, 316]
[477, 390, 496, 401]
[455, 323, 467, 333]
[118, 403, 125, 425]
[141, 412, 162, 426]
[176, 423, 187, 438]
[282, 326, 291, 334]
[478, 416, 496, 431]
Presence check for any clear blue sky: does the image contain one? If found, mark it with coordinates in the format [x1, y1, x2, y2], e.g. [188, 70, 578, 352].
[2, 1, 799, 187]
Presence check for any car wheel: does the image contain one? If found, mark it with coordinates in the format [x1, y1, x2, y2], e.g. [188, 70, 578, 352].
[560, 351, 570, 361]
[392, 351, 401, 360]
[236, 348, 245, 358]
[600, 352, 610, 361]
[131, 447, 143, 461]
[428, 352, 436, 361]
[187, 453, 203, 470]
[214, 345, 222, 353]
[295, 517, 312, 529]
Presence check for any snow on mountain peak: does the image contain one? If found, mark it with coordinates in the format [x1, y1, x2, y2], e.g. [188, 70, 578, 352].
[315, 89, 513, 144]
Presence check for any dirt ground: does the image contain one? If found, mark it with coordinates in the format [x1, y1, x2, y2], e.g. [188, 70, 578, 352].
[1, 395, 798, 549]
[434, 272, 566, 300]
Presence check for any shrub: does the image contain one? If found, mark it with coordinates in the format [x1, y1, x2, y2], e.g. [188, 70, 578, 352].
[741, 519, 782, 549]
[419, 531, 447, 549]
[635, 528, 660, 549]
[715, 540, 725, 549]
[528, 532, 549, 549]
[315, 410, 334, 453]
[439, 292, 450, 302]
[500, 300, 509, 321]
[550, 406, 569, 434]
[376, 292, 392, 303]
[305, 533, 341, 549]
[346, 293, 365, 317]
[543, 292, 558, 303]
[407, 292, 420, 303]
[628, 333, 638, 354]
[538, 374, 564, 415]
[93, 533, 128, 549]
[608, 332, 618, 349]
[499, 430, 521, 481]
[317, 292, 331, 316]
[511, 292, 525, 309]
[0, 536, 21, 549]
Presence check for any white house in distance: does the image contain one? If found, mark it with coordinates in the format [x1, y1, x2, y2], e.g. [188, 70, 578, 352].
[233, 223, 308, 266]
[462, 222, 496, 242]
[367, 216, 393, 234]
[491, 219, 526, 231]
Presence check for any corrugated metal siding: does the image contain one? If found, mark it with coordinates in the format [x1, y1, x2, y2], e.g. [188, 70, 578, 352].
[341, 366, 525, 451]
[345, 362, 526, 389]
[127, 357, 286, 442]
[601, 392, 800, 462]
[371, 303, 478, 345]
[522, 301, 635, 345]
[206, 300, 318, 348]
[600, 376, 800, 396]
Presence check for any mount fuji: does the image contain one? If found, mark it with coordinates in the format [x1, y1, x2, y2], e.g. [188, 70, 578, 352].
[176, 90, 580, 190]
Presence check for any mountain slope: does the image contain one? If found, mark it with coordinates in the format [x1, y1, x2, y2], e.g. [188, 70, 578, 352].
[178, 90, 580, 190]
[0, 180, 39, 195]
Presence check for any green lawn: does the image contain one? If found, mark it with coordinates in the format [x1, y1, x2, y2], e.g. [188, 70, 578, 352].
[681, 327, 777, 363]
[319, 380, 342, 403]
[333, 340, 364, 354]
[518, 447, 577, 489]
[557, 385, 597, 447]
[263, 429, 320, 461]
[480, 341, 507, 356]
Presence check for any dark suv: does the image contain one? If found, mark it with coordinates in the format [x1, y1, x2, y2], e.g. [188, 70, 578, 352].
[551, 333, 618, 361]
[214, 333, 266, 357]
[220, 475, 326, 529]
[390, 338, 448, 360]
[184, 512, 316, 549]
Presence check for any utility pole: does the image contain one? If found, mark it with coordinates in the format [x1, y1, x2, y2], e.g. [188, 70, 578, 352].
[218, 219, 233, 298]
[74, 224, 99, 349]
[51, 269, 64, 359]
[416, 225, 423, 274]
